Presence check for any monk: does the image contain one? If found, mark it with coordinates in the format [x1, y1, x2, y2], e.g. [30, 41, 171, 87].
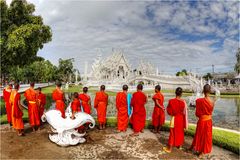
[79, 87, 91, 114]
[94, 85, 108, 130]
[130, 84, 147, 136]
[36, 87, 46, 121]
[151, 85, 165, 133]
[116, 84, 129, 132]
[189, 84, 215, 158]
[10, 83, 24, 136]
[3, 83, 13, 126]
[52, 82, 65, 118]
[163, 87, 187, 153]
[24, 82, 40, 131]
[71, 92, 81, 119]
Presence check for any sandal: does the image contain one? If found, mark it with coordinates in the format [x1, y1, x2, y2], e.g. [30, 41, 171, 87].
[163, 147, 171, 153]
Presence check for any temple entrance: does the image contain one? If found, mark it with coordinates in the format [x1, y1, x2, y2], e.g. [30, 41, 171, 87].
[118, 66, 125, 79]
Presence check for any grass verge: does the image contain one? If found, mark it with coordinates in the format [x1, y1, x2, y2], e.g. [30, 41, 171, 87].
[103, 117, 240, 154]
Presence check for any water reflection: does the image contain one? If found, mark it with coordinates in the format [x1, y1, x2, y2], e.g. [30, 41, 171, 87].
[44, 93, 239, 131]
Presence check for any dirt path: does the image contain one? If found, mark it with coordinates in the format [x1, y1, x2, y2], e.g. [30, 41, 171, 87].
[0, 124, 238, 159]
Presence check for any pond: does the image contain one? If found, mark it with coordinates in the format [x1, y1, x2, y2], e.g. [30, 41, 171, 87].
[44, 93, 240, 131]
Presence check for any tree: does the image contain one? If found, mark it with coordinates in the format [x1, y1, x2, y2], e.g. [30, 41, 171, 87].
[235, 48, 240, 74]
[203, 73, 213, 80]
[8, 66, 24, 82]
[58, 58, 75, 82]
[8, 60, 59, 83]
[0, 0, 52, 80]
[176, 69, 188, 76]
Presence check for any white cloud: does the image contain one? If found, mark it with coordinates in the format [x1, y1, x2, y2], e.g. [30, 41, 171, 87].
[22, 0, 239, 74]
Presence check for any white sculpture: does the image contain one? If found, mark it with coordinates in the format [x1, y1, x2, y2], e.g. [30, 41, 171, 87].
[41, 108, 95, 147]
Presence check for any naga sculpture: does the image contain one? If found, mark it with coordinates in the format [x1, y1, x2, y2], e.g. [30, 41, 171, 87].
[41, 106, 95, 147]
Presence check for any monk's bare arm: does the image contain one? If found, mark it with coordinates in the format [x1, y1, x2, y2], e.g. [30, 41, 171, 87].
[71, 111, 76, 119]
[18, 97, 23, 111]
[155, 99, 161, 108]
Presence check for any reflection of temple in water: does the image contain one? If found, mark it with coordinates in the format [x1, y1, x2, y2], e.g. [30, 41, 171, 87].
[84, 49, 201, 90]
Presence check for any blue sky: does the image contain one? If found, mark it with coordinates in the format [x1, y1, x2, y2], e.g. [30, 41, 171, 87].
[8, 0, 239, 75]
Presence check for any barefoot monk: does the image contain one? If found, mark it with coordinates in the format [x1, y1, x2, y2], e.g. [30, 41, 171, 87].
[10, 83, 24, 136]
[130, 84, 147, 136]
[24, 82, 40, 131]
[151, 85, 165, 133]
[116, 84, 129, 132]
[189, 84, 215, 158]
[163, 87, 187, 153]
[94, 85, 108, 130]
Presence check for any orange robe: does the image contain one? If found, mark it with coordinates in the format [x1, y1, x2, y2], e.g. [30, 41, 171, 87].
[116, 92, 128, 131]
[3, 88, 12, 124]
[52, 89, 65, 118]
[71, 98, 85, 131]
[191, 98, 213, 154]
[167, 98, 186, 147]
[71, 98, 81, 112]
[152, 92, 165, 127]
[37, 93, 46, 119]
[94, 91, 108, 125]
[79, 93, 91, 114]
[10, 90, 24, 130]
[131, 91, 147, 133]
[24, 88, 40, 126]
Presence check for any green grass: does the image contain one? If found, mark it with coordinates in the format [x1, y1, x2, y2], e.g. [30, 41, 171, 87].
[103, 117, 240, 154]
[0, 109, 29, 124]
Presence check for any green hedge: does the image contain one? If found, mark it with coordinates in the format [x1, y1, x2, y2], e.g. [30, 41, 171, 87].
[103, 117, 240, 154]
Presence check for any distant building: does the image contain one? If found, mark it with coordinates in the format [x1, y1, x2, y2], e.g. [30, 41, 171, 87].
[212, 72, 237, 84]
[83, 49, 202, 90]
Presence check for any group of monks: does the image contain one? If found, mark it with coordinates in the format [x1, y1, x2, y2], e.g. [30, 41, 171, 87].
[3, 82, 46, 136]
[3, 81, 215, 158]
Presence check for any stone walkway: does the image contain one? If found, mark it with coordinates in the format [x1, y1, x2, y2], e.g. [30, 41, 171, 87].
[0, 124, 238, 160]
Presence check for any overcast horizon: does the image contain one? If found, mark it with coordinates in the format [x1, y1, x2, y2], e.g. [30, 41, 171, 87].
[7, 0, 239, 75]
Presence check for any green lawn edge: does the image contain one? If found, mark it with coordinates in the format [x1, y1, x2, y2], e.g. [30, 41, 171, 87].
[104, 117, 240, 154]
[1, 114, 239, 154]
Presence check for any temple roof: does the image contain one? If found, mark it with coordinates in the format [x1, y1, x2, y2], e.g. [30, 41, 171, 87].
[101, 50, 131, 71]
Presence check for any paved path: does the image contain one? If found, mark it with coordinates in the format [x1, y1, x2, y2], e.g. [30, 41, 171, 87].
[0, 124, 238, 159]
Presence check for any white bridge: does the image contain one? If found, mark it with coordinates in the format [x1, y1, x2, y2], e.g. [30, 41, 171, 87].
[85, 74, 202, 91]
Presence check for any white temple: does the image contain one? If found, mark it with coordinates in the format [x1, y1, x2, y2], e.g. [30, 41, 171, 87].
[83, 49, 201, 91]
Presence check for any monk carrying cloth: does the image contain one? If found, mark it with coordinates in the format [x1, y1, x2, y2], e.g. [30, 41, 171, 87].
[24, 82, 40, 132]
[189, 84, 216, 158]
[94, 85, 108, 130]
[163, 87, 188, 153]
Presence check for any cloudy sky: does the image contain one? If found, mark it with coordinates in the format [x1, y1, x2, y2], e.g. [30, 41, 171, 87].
[10, 0, 240, 74]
